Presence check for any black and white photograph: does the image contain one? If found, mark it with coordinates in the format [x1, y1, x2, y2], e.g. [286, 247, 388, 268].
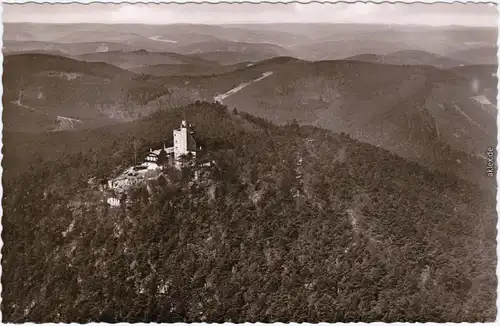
[1, 1, 498, 322]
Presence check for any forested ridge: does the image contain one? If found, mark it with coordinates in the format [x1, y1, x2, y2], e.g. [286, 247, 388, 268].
[2, 101, 496, 322]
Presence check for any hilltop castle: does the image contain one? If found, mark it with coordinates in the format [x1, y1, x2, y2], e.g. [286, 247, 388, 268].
[107, 120, 198, 191]
[104, 120, 215, 206]
[144, 120, 198, 170]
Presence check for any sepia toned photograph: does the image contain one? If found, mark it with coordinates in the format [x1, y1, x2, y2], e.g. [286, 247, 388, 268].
[1, 2, 498, 323]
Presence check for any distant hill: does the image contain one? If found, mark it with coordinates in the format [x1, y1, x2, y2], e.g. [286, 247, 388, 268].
[77, 49, 217, 70]
[131, 62, 252, 77]
[3, 22, 307, 48]
[191, 50, 284, 66]
[5, 22, 496, 60]
[176, 40, 292, 63]
[3, 48, 72, 58]
[290, 39, 415, 61]
[287, 25, 497, 60]
[3, 40, 139, 56]
[4, 39, 295, 67]
[2, 102, 495, 322]
[202, 59, 495, 186]
[448, 64, 498, 113]
[2, 53, 195, 130]
[449, 64, 498, 99]
[447, 46, 498, 65]
[343, 53, 384, 62]
[4, 25, 182, 52]
[345, 50, 466, 69]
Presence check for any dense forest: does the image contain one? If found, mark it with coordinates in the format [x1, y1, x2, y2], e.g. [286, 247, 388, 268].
[2, 101, 496, 322]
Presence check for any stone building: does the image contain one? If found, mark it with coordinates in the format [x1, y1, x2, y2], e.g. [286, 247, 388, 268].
[106, 120, 199, 195]
[144, 120, 198, 170]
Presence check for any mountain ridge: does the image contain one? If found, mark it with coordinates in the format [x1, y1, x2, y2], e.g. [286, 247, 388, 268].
[4, 52, 495, 187]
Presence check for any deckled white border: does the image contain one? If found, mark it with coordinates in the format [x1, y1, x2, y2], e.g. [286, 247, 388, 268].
[1, 0, 498, 3]
[1, 0, 4, 323]
[0, 0, 498, 324]
[496, 0, 499, 324]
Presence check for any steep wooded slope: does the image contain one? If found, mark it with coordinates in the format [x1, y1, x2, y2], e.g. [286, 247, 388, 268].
[2, 102, 496, 323]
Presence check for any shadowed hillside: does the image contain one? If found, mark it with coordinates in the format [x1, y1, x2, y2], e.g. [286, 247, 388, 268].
[2, 53, 199, 130]
[203, 59, 495, 187]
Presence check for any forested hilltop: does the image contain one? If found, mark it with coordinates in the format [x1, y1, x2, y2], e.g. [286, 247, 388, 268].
[2, 102, 496, 322]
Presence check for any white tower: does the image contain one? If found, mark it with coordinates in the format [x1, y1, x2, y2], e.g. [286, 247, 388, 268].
[173, 120, 196, 169]
[173, 120, 188, 162]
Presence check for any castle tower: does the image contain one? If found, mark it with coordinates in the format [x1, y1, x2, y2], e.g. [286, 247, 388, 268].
[173, 120, 197, 169]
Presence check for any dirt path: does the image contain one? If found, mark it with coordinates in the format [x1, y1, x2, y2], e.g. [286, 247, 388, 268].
[213, 71, 274, 103]
[11, 99, 83, 129]
[149, 36, 178, 44]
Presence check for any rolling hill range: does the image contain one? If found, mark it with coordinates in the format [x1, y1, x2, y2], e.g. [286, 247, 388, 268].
[3, 22, 309, 48]
[200, 58, 496, 186]
[175, 40, 292, 61]
[290, 39, 417, 61]
[2, 54, 296, 133]
[5, 39, 295, 66]
[4, 52, 496, 187]
[2, 53, 198, 131]
[191, 51, 283, 66]
[3, 40, 140, 56]
[281, 24, 497, 61]
[76, 49, 218, 70]
[3, 23, 302, 59]
[75, 41, 293, 67]
[2, 102, 496, 322]
[344, 50, 466, 69]
[447, 46, 498, 65]
[4, 24, 183, 52]
[130, 62, 252, 77]
[6, 23, 496, 64]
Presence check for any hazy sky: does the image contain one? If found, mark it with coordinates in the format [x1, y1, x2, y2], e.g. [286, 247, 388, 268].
[3, 2, 498, 26]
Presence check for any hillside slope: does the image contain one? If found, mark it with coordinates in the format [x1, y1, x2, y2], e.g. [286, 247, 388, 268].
[205, 59, 496, 186]
[4, 53, 495, 186]
[2, 102, 496, 322]
[2, 53, 197, 130]
[131, 62, 252, 77]
[447, 46, 498, 65]
[345, 50, 465, 69]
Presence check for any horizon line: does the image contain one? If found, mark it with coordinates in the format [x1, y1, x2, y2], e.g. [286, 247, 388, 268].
[3, 21, 497, 28]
